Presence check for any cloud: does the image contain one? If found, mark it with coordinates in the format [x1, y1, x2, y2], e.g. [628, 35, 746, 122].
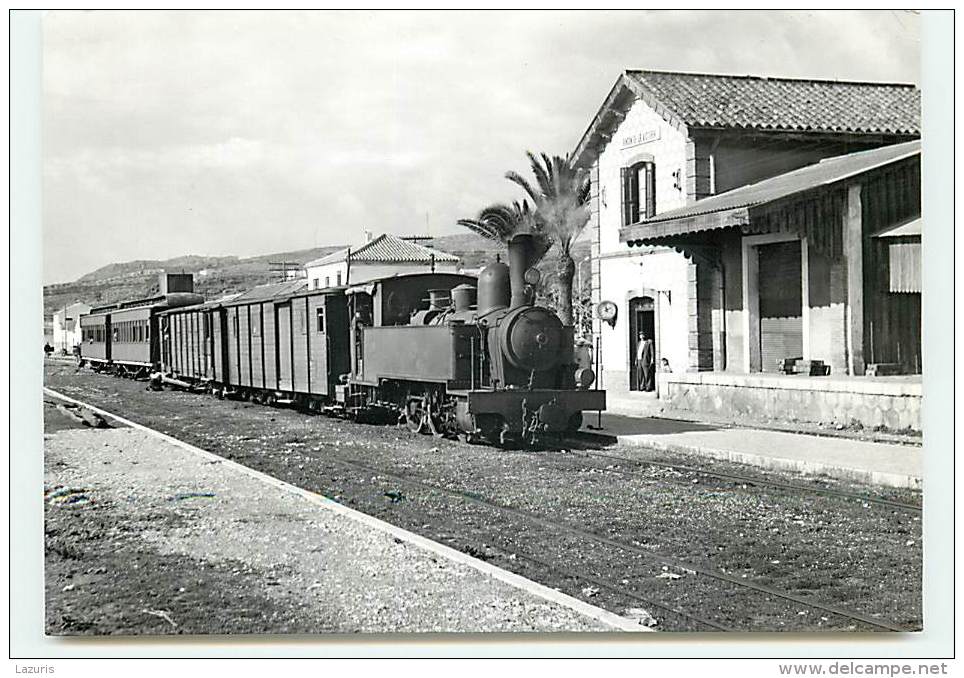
[42, 10, 920, 284]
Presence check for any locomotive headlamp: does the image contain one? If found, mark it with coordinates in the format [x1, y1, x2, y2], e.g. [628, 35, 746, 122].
[575, 367, 596, 389]
[523, 267, 541, 286]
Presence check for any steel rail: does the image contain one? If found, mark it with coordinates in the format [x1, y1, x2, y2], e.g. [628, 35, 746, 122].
[509, 551, 735, 632]
[316, 450, 911, 633]
[558, 447, 922, 513]
[44, 387, 912, 633]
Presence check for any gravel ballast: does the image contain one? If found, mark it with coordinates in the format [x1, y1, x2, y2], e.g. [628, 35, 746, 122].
[44, 425, 633, 635]
[43, 363, 923, 632]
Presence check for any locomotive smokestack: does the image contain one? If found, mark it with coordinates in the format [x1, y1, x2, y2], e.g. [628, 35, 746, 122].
[507, 233, 533, 309]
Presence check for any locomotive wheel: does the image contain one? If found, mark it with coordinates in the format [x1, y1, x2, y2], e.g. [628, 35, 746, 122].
[566, 411, 584, 434]
[405, 398, 425, 434]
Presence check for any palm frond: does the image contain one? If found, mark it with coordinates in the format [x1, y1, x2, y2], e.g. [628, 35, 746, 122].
[457, 201, 549, 255]
[525, 150, 553, 197]
[504, 171, 538, 204]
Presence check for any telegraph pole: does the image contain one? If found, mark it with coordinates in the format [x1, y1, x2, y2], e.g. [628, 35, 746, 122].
[268, 261, 301, 282]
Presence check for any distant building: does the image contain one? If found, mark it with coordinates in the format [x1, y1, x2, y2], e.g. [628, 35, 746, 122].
[52, 302, 92, 353]
[304, 233, 460, 289]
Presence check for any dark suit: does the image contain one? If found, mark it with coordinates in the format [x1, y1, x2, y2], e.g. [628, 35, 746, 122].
[635, 338, 655, 391]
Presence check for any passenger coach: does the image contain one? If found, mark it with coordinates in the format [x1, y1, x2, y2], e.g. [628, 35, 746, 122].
[79, 273, 203, 376]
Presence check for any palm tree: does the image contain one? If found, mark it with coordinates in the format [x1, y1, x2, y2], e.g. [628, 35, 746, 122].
[456, 200, 551, 263]
[506, 152, 590, 326]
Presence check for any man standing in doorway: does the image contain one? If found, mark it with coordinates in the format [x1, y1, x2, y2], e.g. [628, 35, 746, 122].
[636, 331, 655, 392]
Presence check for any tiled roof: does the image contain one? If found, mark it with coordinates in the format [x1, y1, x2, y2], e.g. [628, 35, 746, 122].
[620, 140, 919, 242]
[572, 70, 920, 168]
[306, 233, 459, 267]
[626, 70, 920, 135]
[306, 247, 350, 267]
[227, 280, 308, 304]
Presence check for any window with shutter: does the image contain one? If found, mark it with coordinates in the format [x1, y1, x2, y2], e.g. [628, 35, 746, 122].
[622, 161, 656, 224]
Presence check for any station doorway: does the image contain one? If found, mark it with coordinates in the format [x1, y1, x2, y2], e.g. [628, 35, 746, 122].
[628, 295, 656, 391]
[757, 240, 803, 372]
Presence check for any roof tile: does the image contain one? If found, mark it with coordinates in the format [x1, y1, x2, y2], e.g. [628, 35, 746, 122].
[306, 233, 459, 267]
[627, 70, 920, 135]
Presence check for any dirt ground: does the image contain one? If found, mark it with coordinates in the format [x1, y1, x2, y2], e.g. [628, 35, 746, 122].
[43, 361, 923, 633]
[45, 425, 621, 635]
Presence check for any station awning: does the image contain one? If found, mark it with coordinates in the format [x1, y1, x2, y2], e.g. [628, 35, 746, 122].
[873, 216, 921, 238]
[621, 140, 920, 247]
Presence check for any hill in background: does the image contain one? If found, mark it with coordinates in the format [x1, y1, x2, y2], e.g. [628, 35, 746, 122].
[43, 231, 590, 326]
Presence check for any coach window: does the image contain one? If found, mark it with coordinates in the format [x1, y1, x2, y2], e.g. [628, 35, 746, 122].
[621, 160, 656, 225]
[316, 307, 326, 333]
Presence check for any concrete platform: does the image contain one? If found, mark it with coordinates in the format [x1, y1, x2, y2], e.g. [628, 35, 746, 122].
[584, 413, 921, 490]
[43, 398, 646, 634]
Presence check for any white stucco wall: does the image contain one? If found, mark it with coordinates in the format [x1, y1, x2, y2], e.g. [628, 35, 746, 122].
[306, 260, 460, 288]
[52, 302, 91, 352]
[591, 97, 693, 390]
[306, 261, 348, 289]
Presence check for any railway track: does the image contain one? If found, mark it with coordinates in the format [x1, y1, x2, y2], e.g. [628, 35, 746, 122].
[553, 445, 922, 514]
[44, 387, 916, 633]
[311, 448, 911, 633]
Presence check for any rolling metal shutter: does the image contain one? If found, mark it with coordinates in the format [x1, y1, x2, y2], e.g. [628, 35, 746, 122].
[758, 241, 803, 372]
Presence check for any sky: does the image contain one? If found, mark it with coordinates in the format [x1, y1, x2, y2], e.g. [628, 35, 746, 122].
[42, 10, 920, 284]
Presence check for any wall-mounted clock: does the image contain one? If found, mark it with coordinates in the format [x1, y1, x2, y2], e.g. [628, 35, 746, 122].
[596, 300, 618, 328]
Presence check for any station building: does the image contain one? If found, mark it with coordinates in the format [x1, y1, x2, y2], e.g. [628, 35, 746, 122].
[304, 232, 460, 289]
[52, 302, 92, 353]
[572, 70, 921, 430]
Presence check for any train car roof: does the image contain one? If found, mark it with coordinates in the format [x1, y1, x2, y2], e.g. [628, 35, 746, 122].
[87, 291, 204, 316]
[157, 293, 239, 316]
[218, 279, 316, 307]
[344, 271, 477, 296]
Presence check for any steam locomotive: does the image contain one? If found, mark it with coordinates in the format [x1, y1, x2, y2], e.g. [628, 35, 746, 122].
[79, 234, 605, 445]
[340, 233, 605, 444]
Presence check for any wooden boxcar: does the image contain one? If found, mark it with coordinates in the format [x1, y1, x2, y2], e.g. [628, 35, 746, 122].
[159, 298, 222, 383]
[162, 280, 351, 408]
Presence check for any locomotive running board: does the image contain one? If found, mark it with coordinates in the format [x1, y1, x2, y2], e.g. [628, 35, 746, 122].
[464, 388, 606, 411]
